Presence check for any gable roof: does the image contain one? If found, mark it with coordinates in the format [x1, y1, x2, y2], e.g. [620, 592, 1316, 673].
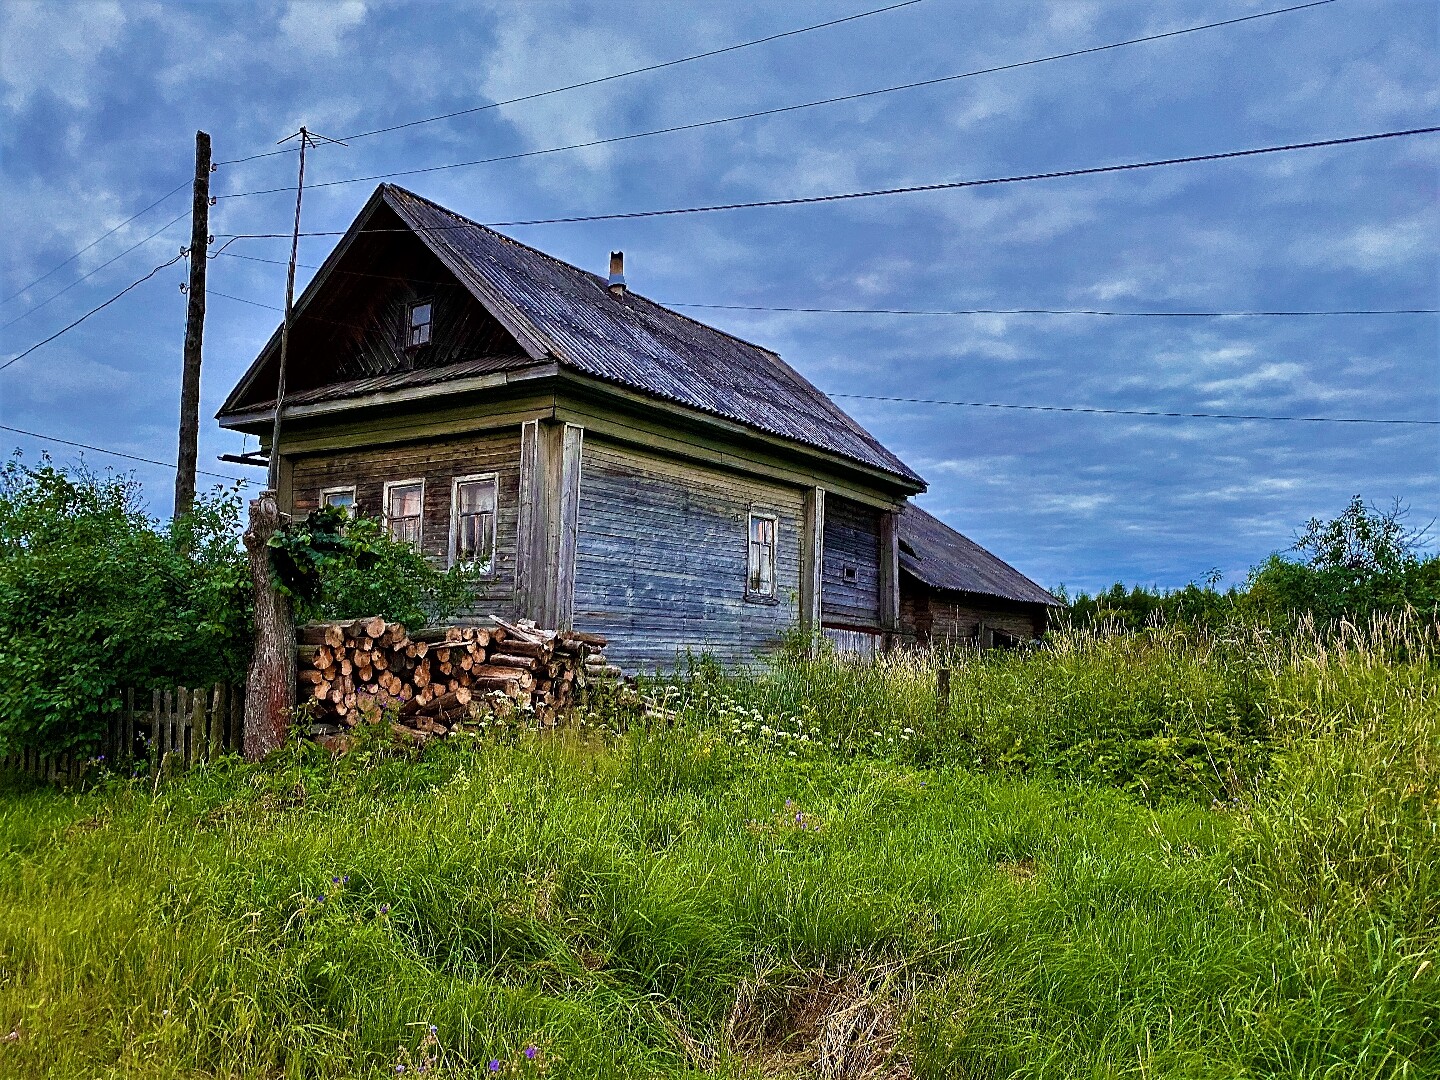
[899, 503, 1060, 607]
[220, 184, 923, 488]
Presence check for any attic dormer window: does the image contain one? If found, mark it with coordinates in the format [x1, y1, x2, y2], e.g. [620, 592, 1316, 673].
[407, 300, 432, 348]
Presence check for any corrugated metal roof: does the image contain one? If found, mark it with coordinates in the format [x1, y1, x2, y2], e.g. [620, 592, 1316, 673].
[381, 186, 923, 486]
[900, 503, 1060, 607]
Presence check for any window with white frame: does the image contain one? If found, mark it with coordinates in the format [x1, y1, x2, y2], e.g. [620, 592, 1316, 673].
[450, 474, 497, 572]
[746, 511, 778, 600]
[384, 480, 424, 550]
[320, 486, 355, 515]
[407, 300, 432, 348]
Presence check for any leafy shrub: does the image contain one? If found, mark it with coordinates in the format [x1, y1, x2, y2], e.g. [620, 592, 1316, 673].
[0, 456, 251, 755]
[1060, 496, 1439, 633]
[274, 506, 487, 628]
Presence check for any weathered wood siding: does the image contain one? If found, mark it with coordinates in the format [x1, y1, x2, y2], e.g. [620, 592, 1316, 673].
[900, 576, 1048, 645]
[573, 439, 803, 669]
[287, 430, 523, 616]
[822, 495, 882, 630]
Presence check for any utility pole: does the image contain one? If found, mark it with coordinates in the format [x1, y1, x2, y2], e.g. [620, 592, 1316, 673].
[267, 125, 344, 492]
[246, 125, 343, 761]
[173, 129, 212, 519]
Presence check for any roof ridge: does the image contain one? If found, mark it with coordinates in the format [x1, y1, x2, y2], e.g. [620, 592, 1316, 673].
[386, 184, 787, 359]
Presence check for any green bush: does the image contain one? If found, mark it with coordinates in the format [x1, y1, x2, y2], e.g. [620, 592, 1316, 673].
[0, 456, 251, 755]
[278, 507, 487, 628]
[1060, 497, 1439, 633]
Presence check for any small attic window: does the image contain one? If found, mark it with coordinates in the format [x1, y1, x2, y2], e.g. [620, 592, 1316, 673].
[407, 300, 432, 348]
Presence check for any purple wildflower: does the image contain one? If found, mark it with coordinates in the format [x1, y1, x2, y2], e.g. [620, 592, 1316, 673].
[525, 1045, 538, 1060]
[316, 894, 326, 903]
[396, 1066, 405, 1074]
[379, 903, 390, 914]
[428, 1024, 437, 1035]
[488, 1059, 501, 1072]
[331, 876, 341, 885]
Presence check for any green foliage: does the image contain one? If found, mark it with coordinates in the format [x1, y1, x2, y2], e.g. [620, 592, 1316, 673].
[0, 455, 250, 755]
[2, 620, 1436, 1077]
[266, 504, 381, 602]
[281, 508, 487, 628]
[1244, 496, 1440, 628]
[1059, 578, 1242, 631]
[1061, 496, 1439, 632]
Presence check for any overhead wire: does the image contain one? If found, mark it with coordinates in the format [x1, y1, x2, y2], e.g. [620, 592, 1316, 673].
[212, 0, 929, 167]
[212, 126, 1440, 239]
[829, 393, 1440, 425]
[0, 253, 187, 373]
[1, 209, 192, 332]
[210, 272, 1437, 317]
[200, 292, 1437, 427]
[666, 302, 1439, 317]
[0, 423, 247, 482]
[1, 178, 190, 306]
[216, 0, 1339, 201]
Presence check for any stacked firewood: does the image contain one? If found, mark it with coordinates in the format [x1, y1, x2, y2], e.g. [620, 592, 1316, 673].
[297, 615, 613, 737]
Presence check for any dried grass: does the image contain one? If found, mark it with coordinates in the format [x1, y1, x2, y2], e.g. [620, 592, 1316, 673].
[726, 957, 917, 1079]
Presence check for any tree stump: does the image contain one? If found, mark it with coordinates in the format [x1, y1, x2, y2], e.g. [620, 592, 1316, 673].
[243, 490, 295, 760]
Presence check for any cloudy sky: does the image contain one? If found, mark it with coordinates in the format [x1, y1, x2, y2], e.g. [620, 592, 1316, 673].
[1, 0, 1436, 593]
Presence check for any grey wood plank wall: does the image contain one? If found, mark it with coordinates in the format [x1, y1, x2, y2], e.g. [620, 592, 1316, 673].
[572, 439, 803, 669]
[288, 429, 524, 618]
[821, 494, 882, 630]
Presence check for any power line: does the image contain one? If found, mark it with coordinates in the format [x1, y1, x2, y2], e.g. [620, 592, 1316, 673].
[1, 178, 190, 306]
[0, 253, 185, 373]
[1, 209, 191, 332]
[830, 393, 1440, 425]
[214, 126, 1440, 239]
[201, 292, 1436, 427]
[212, 0, 928, 168]
[217, 0, 1338, 202]
[210, 280, 1436, 320]
[0, 424, 247, 482]
[668, 302, 1439, 317]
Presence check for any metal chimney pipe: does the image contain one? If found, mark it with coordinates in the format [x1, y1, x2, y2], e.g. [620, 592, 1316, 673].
[607, 251, 626, 296]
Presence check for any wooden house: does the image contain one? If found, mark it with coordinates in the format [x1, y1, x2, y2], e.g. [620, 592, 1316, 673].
[217, 185, 1055, 668]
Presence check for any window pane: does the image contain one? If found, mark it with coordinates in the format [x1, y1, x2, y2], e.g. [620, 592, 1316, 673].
[390, 484, 422, 518]
[322, 490, 354, 510]
[457, 479, 495, 514]
[410, 302, 431, 327]
[391, 516, 421, 548]
[747, 514, 776, 596]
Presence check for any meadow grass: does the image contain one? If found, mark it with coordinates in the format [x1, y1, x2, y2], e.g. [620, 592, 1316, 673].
[0, 618, 1435, 1078]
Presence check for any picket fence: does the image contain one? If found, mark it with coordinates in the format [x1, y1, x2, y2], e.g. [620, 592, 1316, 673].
[1, 684, 245, 784]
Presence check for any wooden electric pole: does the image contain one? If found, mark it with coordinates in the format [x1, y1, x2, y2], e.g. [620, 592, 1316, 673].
[245, 125, 344, 760]
[174, 129, 212, 519]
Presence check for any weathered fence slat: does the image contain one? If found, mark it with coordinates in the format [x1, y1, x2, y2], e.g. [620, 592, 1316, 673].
[2, 683, 243, 784]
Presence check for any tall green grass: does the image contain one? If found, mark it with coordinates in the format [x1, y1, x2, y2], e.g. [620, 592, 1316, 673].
[1, 618, 1434, 1078]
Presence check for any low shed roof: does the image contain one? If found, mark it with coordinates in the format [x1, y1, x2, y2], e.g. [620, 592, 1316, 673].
[899, 503, 1060, 607]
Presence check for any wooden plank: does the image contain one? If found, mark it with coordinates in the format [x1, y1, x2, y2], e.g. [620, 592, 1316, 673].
[555, 423, 584, 631]
[516, 418, 540, 619]
[230, 683, 244, 753]
[193, 688, 210, 765]
[800, 486, 824, 638]
[879, 509, 900, 635]
[152, 689, 163, 774]
[210, 685, 226, 758]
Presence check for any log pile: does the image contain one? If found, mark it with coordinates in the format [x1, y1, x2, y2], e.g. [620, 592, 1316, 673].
[296, 615, 613, 738]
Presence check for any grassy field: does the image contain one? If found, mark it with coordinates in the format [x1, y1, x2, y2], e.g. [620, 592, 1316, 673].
[1, 620, 1436, 1079]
